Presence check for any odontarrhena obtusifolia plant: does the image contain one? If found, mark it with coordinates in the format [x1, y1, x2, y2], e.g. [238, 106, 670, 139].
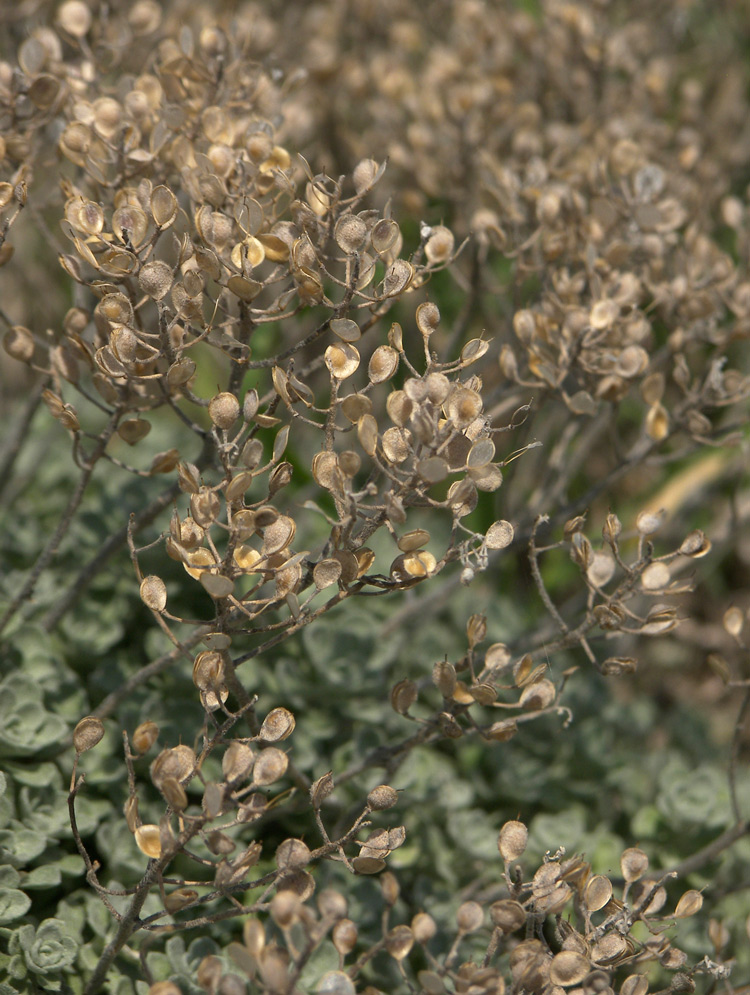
[0, 1, 749, 994]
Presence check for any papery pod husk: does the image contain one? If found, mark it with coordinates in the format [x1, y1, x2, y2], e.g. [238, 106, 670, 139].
[382, 426, 412, 464]
[470, 682, 497, 705]
[357, 413, 378, 455]
[590, 933, 629, 965]
[674, 889, 703, 918]
[437, 711, 463, 738]
[340, 392, 372, 422]
[386, 389, 412, 427]
[150, 745, 196, 788]
[203, 782, 224, 819]
[367, 784, 398, 810]
[412, 912, 437, 945]
[330, 318, 361, 342]
[620, 976, 649, 995]
[354, 547, 375, 576]
[161, 776, 187, 812]
[519, 678, 556, 711]
[332, 920, 358, 957]
[313, 558, 343, 589]
[456, 900, 484, 933]
[275, 868, 315, 901]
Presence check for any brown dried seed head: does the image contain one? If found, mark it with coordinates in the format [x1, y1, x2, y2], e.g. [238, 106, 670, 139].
[391, 679, 418, 715]
[549, 951, 590, 987]
[411, 912, 437, 944]
[259, 707, 296, 742]
[674, 889, 703, 918]
[386, 925, 414, 961]
[253, 747, 288, 785]
[140, 575, 167, 612]
[73, 716, 105, 754]
[135, 824, 162, 859]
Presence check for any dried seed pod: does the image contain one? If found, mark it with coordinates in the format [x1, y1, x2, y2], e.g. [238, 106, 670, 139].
[550, 951, 590, 987]
[310, 772, 335, 808]
[270, 890, 301, 928]
[432, 660, 457, 698]
[490, 899, 526, 932]
[585, 875, 612, 911]
[674, 889, 703, 918]
[132, 721, 158, 755]
[498, 820, 528, 862]
[252, 748, 288, 785]
[73, 716, 105, 754]
[164, 888, 198, 914]
[367, 785, 398, 810]
[259, 708, 295, 742]
[486, 520, 514, 549]
[209, 392, 240, 430]
[135, 824, 162, 859]
[456, 901, 483, 933]
[275, 838, 311, 871]
[391, 679, 418, 715]
[621, 847, 649, 882]
[368, 345, 399, 384]
[325, 343, 360, 379]
[150, 745, 196, 788]
[140, 575, 167, 612]
[424, 226, 454, 263]
[386, 925, 413, 961]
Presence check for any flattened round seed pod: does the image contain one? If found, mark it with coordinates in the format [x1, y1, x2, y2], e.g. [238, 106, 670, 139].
[445, 386, 483, 427]
[620, 847, 648, 882]
[225, 470, 254, 504]
[73, 716, 105, 753]
[151, 184, 177, 228]
[645, 401, 669, 441]
[397, 529, 430, 552]
[486, 520, 514, 549]
[382, 259, 413, 296]
[498, 820, 528, 862]
[331, 549, 359, 585]
[386, 389, 412, 427]
[139, 260, 173, 300]
[679, 529, 711, 558]
[183, 547, 215, 580]
[338, 450, 361, 477]
[200, 573, 234, 598]
[456, 901, 484, 933]
[486, 719, 518, 741]
[674, 889, 703, 918]
[636, 508, 664, 535]
[386, 925, 413, 961]
[550, 951, 590, 987]
[641, 562, 670, 590]
[260, 707, 295, 742]
[3, 325, 35, 363]
[253, 747, 288, 785]
[317, 971, 356, 995]
[443, 431, 472, 469]
[587, 551, 616, 587]
[313, 558, 342, 589]
[166, 357, 196, 387]
[370, 218, 400, 255]
[335, 214, 367, 253]
[311, 451, 339, 490]
[132, 720, 158, 754]
[424, 225, 454, 263]
[221, 743, 255, 788]
[620, 977, 648, 995]
[416, 301, 440, 337]
[208, 392, 240, 429]
[391, 678, 417, 714]
[382, 427, 411, 464]
[140, 575, 167, 612]
[261, 515, 296, 555]
[113, 205, 148, 247]
[367, 784, 398, 810]
[276, 838, 311, 871]
[161, 776, 187, 812]
[417, 456, 448, 483]
[358, 413, 378, 455]
[585, 874, 612, 911]
[227, 275, 262, 302]
[447, 478, 478, 517]
[519, 678, 556, 711]
[368, 345, 399, 383]
[325, 342, 359, 379]
[403, 550, 437, 577]
[490, 898, 526, 932]
[150, 745, 196, 788]
[591, 934, 627, 965]
[469, 682, 497, 705]
[118, 418, 151, 445]
[340, 392, 371, 422]
[460, 338, 490, 366]
[467, 438, 496, 468]
[329, 318, 361, 343]
[135, 824, 162, 859]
